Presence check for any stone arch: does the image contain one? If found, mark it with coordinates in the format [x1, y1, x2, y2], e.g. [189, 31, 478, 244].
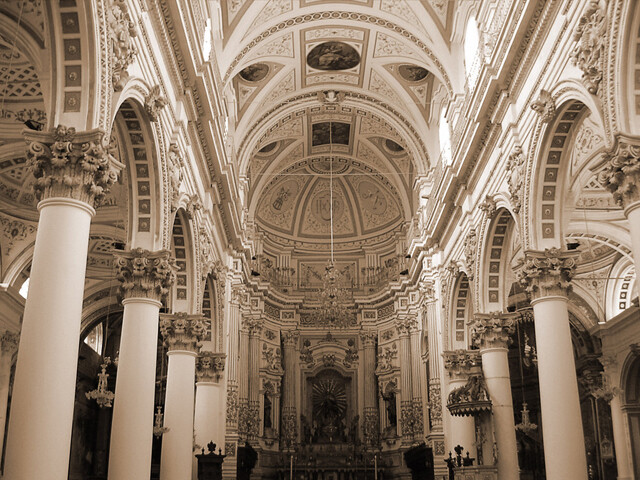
[477, 208, 521, 314]
[447, 272, 473, 350]
[202, 274, 224, 352]
[522, 82, 608, 248]
[110, 99, 165, 250]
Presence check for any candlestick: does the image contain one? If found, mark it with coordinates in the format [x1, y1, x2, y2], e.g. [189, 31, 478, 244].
[290, 454, 293, 480]
[375, 454, 378, 480]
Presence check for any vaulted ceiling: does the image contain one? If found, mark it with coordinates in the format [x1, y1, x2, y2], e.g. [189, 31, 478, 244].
[216, 0, 463, 255]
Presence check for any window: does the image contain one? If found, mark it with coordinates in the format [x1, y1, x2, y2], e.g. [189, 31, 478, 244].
[84, 323, 104, 354]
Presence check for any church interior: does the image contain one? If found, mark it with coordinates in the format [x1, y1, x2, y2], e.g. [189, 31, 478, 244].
[1, 0, 640, 479]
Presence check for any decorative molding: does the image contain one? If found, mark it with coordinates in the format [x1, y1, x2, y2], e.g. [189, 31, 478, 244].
[596, 134, 640, 208]
[479, 195, 498, 219]
[530, 89, 555, 123]
[107, 0, 138, 91]
[168, 144, 183, 211]
[144, 85, 168, 122]
[570, 0, 606, 95]
[463, 228, 478, 281]
[0, 215, 36, 253]
[506, 145, 525, 214]
[25, 125, 124, 207]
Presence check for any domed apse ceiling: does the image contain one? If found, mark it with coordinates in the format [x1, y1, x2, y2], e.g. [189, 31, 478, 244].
[255, 157, 403, 248]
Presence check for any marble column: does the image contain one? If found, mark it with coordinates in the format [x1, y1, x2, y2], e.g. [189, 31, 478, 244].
[194, 352, 226, 451]
[470, 312, 519, 479]
[517, 248, 587, 480]
[159, 313, 209, 480]
[360, 331, 379, 448]
[0, 331, 19, 457]
[281, 330, 299, 450]
[598, 134, 640, 279]
[442, 350, 480, 457]
[5, 126, 122, 480]
[396, 315, 415, 444]
[108, 249, 177, 480]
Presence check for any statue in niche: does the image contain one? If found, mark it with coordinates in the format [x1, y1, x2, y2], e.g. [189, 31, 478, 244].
[310, 371, 348, 443]
[382, 383, 398, 437]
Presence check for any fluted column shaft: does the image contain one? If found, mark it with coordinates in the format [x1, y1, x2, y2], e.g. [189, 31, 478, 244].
[159, 314, 209, 480]
[5, 126, 122, 480]
[0, 332, 19, 458]
[410, 325, 425, 440]
[108, 249, 177, 480]
[247, 319, 262, 439]
[518, 249, 587, 480]
[442, 350, 479, 457]
[238, 324, 250, 439]
[281, 330, 299, 449]
[361, 331, 379, 447]
[222, 281, 243, 479]
[470, 313, 519, 479]
[397, 316, 414, 444]
[425, 298, 443, 431]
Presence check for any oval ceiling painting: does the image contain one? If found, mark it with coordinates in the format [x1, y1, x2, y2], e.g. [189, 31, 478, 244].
[239, 63, 270, 82]
[385, 139, 404, 152]
[307, 42, 360, 71]
[398, 64, 429, 82]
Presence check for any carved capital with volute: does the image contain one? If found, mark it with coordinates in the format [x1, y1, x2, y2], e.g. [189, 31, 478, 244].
[196, 352, 226, 382]
[516, 248, 579, 300]
[160, 312, 209, 353]
[243, 315, 263, 336]
[442, 350, 482, 380]
[25, 125, 124, 208]
[470, 312, 517, 349]
[0, 331, 19, 356]
[114, 248, 178, 302]
[597, 134, 640, 210]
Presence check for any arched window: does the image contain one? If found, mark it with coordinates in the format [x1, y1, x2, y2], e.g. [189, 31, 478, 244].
[439, 109, 452, 166]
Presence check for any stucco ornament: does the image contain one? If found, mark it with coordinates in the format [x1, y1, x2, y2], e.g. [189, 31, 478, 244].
[596, 135, 640, 208]
[168, 144, 183, 211]
[530, 89, 555, 123]
[463, 228, 477, 280]
[570, 0, 607, 95]
[506, 145, 525, 214]
[144, 85, 168, 122]
[107, 0, 137, 91]
[479, 195, 497, 219]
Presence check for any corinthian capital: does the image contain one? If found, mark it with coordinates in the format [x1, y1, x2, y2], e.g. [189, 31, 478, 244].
[114, 248, 178, 302]
[0, 331, 19, 356]
[360, 330, 377, 348]
[282, 330, 300, 348]
[597, 134, 640, 209]
[25, 125, 124, 207]
[516, 248, 580, 300]
[442, 350, 481, 380]
[160, 312, 209, 352]
[196, 352, 226, 382]
[470, 312, 517, 349]
[395, 315, 417, 336]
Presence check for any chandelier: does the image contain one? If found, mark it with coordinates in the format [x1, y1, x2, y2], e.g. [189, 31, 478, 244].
[85, 357, 115, 408]
[317, 121, 353, 328]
